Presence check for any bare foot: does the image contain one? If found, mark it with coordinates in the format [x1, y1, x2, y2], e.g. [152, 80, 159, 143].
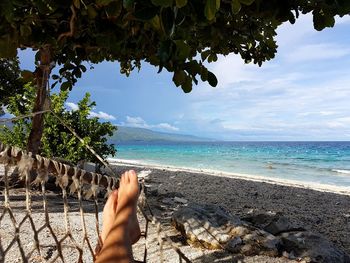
[101, 170, 141, 245]
[101, 189, 118, 242]
[116, 170, 141, 244]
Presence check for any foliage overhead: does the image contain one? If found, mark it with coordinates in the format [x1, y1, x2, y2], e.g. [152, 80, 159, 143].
[0, 57, 25, 115]
[0, 0, 349, 92]
[0, 84, 117, 164]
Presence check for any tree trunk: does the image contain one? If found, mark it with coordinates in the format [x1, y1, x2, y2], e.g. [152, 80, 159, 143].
[26, 47, 51, 155]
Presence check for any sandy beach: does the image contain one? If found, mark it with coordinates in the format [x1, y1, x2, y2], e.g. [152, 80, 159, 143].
[1, 163, 350, 262]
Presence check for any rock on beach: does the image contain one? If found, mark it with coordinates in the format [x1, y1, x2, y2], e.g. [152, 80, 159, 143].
[172, 203, 350, 263]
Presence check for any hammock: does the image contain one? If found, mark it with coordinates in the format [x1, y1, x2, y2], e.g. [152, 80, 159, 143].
[0, 141, 191, 262]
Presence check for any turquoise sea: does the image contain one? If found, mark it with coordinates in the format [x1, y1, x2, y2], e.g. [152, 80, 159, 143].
[113, 141, 350, 189]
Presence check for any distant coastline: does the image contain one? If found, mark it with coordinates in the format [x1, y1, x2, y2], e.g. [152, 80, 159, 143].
[109, 126, 215, 143]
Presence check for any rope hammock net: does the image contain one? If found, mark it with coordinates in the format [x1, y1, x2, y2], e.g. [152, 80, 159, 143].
[0, 141, 192, 262]
[0, 141, 117, 262]
[0, 59, 193, 262]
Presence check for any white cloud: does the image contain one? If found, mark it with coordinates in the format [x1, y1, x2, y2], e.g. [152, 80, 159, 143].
[125, 116, 149, 128]
[185, 63, 350, 140]
[156, 123, 179, 131]
[284, 43, 350, 63]
[299, 111, 338, 117]
[335, 15, 350, 25]
[65, 102, 79, 111]
[89, 111, 116, 121]
[180, 11, 350, 140]
[125, 116, 179, 132]
[209, 54, 256, 87]
[276, 14, 315, 47]
[66, 101, 116, 121]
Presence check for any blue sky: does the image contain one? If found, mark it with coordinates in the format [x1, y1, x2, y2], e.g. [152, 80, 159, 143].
[18, 14, 350, 141]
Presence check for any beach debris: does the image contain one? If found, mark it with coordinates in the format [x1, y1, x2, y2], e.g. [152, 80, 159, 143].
[247, 209, 255, 214]
[243, 213, 305, 235]
[172, 203, 280, 256]
[225, 237, 242, 252]
[162, 198, 175, 205]
[244, 212, 350, 262]
[138, 170, 152, 179]
[280, 231, 350, 263]
[174, 197, 188, 204]
[172, 203, 350, 262]
[148, 188, 158, 196]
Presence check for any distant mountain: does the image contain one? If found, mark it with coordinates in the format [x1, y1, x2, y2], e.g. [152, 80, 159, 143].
[109, 126, 213, 143]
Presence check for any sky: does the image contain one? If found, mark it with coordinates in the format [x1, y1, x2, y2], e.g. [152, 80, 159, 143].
[17, 14, 350, 141]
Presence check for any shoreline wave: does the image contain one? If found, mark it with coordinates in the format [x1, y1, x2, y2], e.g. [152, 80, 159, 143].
[332, 169, 350, 175]
[107, 158, 350, 196]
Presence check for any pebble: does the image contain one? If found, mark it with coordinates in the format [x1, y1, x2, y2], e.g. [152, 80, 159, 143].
[162, 198, 174, 205]
[174, 197, 188, 204]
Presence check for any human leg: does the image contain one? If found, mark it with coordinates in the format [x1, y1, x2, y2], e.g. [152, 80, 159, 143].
[96, 170, 140, 263]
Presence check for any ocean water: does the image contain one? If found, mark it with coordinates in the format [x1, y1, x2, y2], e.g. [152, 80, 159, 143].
[113, 141, 350, 188]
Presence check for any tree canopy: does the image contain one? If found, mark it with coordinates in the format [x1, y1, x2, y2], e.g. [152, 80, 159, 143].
[0, 58, 25, 115]
[1, 0, 349, 93]
[0, 84, 116, 164]
[1, 0, 349, 154]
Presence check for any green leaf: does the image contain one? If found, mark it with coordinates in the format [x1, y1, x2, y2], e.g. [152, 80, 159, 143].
[181, 75, 192, 93]
[231, 0, 241, 14]
[0, 36, 17, 58]
[207, 53, 217, 62]
[73, 67, 82, 78]
[200, 50, 211, 61]
[20, 25, 32, 37]
[185, 61, 201, 75]
[51, 74, 60, 80]
[149, 15, 161, 31]
[174, 40, 191, 60]
[313, 10, 335, 31]
[204, 0, 218, 21]
[161, 8, 175, 36]
[207, 71, 218, 87]
[200, 67, 208, 81]
[157, 40, 172, 64]
[239, 0, 254, 6]
[35, 0, 52, 14]
[87, 5, 98, 18]
[173, 70, 186, 86]
[123, 0, 134, 9]
[151, 0, 173, 8]
[106, 1, 122, 18]
[79, 65, 87, 72]
[1, 1, 14, 22]
[175, 0, 187, 8]
[61, 81, 71, 91]
[96, 0, 115, 7]
[134, 7, 159, 20]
